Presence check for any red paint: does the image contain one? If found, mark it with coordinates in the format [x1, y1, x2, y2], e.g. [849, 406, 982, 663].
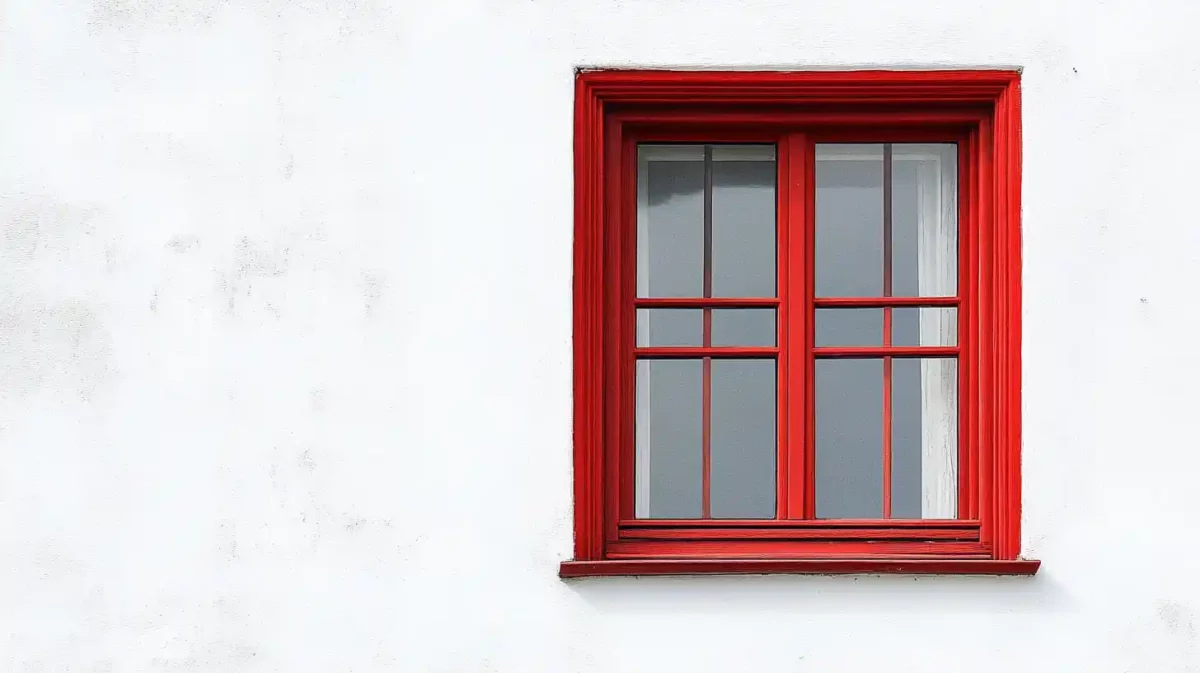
[634, 346, 778, 359]
[569, 69, 1029, 576]
[881, 142, 894, 519]
[635, 297, 779, 308]
[814, 296, 957, 308]
[814, 346, 957, 359]
[559, 558, 1040, 578]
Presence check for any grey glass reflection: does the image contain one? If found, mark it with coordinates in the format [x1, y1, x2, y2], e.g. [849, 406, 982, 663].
[893, 308, 957, 347]
[891, 144, 957, 297]
[816, 359, 882, 518]
[635, 359, 703, 518]
[815, 144, 883, 297]
[711, 360, 776, 518]
[815, 143, 958, 298]
[891, 358, 923, 519]
[636, 309, 703, 347]
[712, 309, 775, 346]
[637, 146, 704, 298]
[891, 358, 958, 519]
[816, 309, 883, 346]
[712, 147, 776, 297]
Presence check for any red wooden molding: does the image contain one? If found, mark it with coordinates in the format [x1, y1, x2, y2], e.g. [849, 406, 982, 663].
[560, 558, 1041, 578]
[570, 69, 1028, 574]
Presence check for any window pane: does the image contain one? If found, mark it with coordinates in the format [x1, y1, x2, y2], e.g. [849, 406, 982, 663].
[893, 307, 957, 347]
[815, 143, 957, 298]
[712, 309, 775, 346]
[816, 309, 882, 346]
[635, 359, 703, 518]
[816, 359, 882, 518]
[637, 145, 704, 298]
[711, 360, 776, 518]
[815, 144, 883, 297]
[637, 144, 778, 299]
[712, 146, 776, 297]
[892, 358, 958, 519]
[636, 309, 702, 347]
[891, 144, 958, 297]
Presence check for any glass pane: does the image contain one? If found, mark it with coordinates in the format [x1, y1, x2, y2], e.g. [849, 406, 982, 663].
[816, 309, 882, 346]
[815, 144, 883, 297]
[712, 309, 775, 346]
[637, 145, 704, 298]
[815, 143, 958, 298]
[712, 146, 776, 297]
[891, 144, 958, 297]
[892, 358, 958, 519]
[816, 359, 882, 518]
[893, 308, 957, 347]
[711, 360, 776, 518]
[636, 309, 702, 347]
[635, 360, 703, 518]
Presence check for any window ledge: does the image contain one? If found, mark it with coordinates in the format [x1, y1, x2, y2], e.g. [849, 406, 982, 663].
[560, 558, 1041, 578]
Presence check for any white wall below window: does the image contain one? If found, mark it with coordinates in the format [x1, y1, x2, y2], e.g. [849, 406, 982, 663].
[0, 0, 1197, 670]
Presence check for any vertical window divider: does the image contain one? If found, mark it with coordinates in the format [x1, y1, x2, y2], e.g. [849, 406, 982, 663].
[882, 143, 894, 518]
[784, 133, 812, 519]
[701, 145, 713, 519]
[775, 137, 790, 519]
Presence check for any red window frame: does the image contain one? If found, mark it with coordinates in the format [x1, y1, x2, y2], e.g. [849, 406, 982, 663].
[563, 70, 1038, 577]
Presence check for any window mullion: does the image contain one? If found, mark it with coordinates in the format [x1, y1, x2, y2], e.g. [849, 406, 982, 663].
[782, 132, 813, 519]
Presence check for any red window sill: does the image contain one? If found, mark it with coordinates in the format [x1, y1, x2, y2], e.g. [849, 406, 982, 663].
[560, 558, 1041, 578]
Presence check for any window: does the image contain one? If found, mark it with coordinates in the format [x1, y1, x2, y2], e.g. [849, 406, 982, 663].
[563, 70, 1037, 577]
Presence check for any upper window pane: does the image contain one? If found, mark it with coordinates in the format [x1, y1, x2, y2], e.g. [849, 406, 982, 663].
[637, 145, 776, 299]
[711, 146, 776, 297]
[637, 146, 704, 297]
[816, 143, 957, 298]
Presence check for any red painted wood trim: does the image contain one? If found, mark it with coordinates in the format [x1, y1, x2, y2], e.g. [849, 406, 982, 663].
[620, 527, 977, 541]
[560, 558, 1040, 577]
[635, 297, 779, 308]
[881, 142, 894, 519]
[607, 539, 989, 558]
[784, 133, 810, 519]
[814, 296, 958, 308]
[774, 131, 792, 519]
[814, 346, 958, 358]
[616, 126, 637, 529]
[621, 518, 980, 528]
[571, 74, 605, 561]
[635, 346, 779, 359]
[616, 110, 987, 129]
[701, 146, 714, 519]
[571, 69, 1025, 572]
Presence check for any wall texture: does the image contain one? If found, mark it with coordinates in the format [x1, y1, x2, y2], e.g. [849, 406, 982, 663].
[1, 0, 1198, 670]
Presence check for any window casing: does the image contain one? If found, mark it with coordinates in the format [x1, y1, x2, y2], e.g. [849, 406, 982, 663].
[564, 70, 1036, 576]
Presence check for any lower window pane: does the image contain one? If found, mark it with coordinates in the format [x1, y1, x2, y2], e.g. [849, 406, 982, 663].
[892, 358, 958, 518]
[710, 359, 776, 518]
[635, 358, 777, 519]
[635, 359, 703, 518]
[816, 359, 883, 518]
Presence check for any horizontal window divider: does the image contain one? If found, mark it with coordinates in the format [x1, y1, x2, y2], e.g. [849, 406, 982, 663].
[560, 558, 1042, 578]
[634, 297, 780, 308]
[620, 519, 980, 529]
[635, 346, 779, 359]
[605, 540, 991, 559]
[814, 346, 958, 358]
[619, 528, 979, 542]
[814, 296, 959, 308]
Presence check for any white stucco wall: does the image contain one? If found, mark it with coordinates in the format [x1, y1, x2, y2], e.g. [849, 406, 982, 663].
[2, 0, 1198, 670]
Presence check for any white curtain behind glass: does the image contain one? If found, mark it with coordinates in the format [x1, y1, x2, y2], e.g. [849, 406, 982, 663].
[907, 144, 958, 518]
